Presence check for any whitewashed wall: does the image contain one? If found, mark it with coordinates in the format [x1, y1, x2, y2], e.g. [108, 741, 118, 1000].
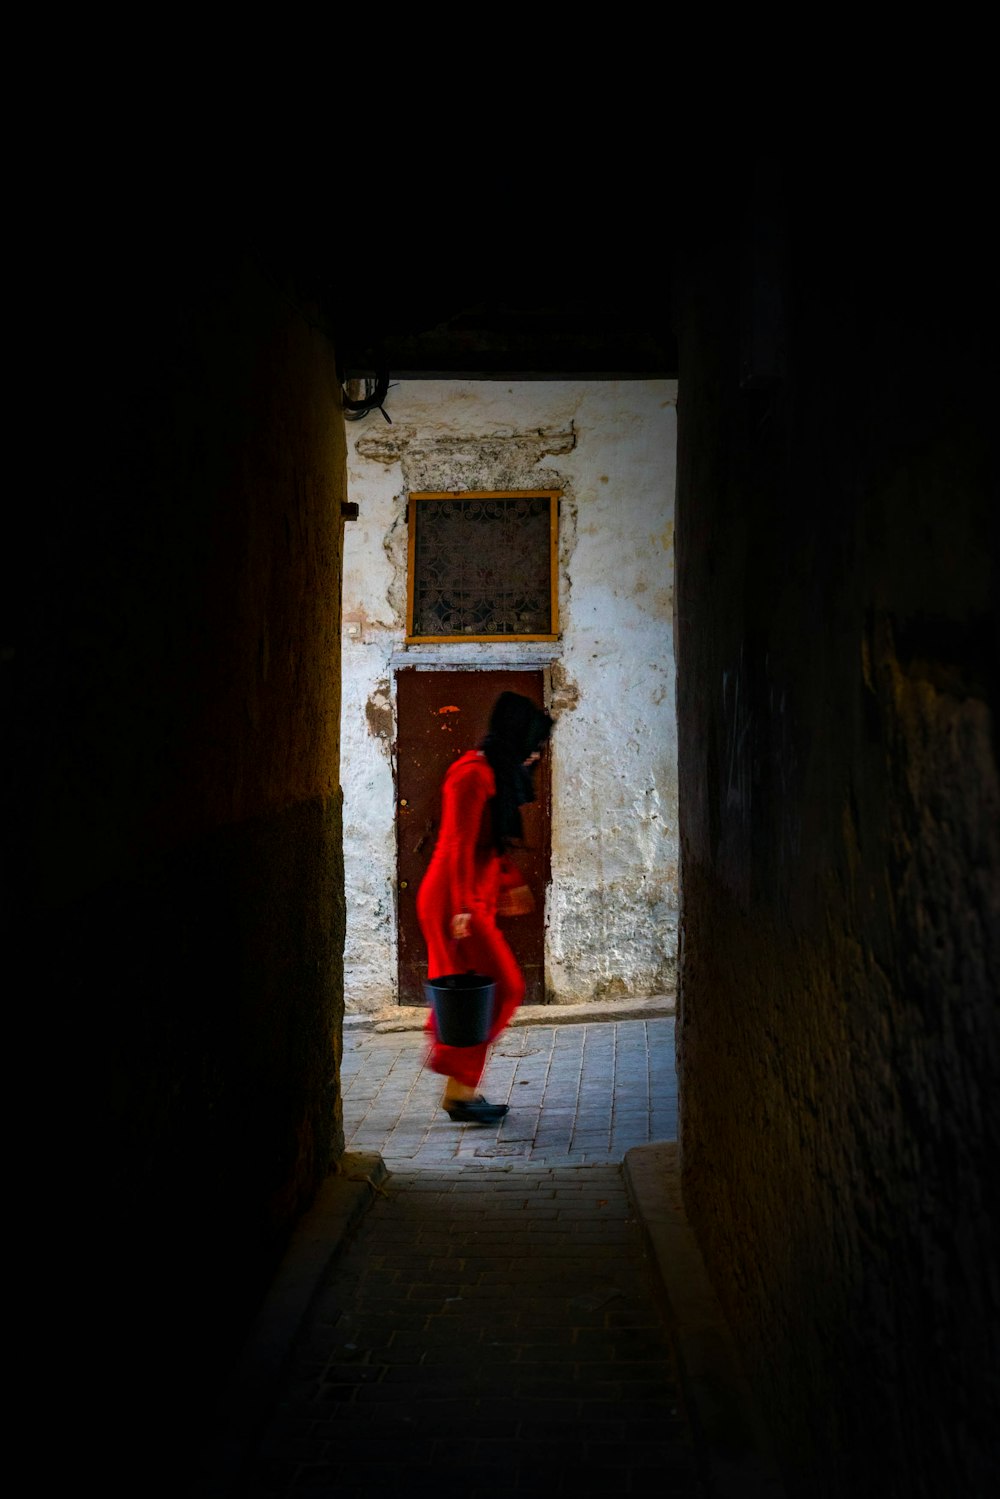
[341, 379, 678, 1013]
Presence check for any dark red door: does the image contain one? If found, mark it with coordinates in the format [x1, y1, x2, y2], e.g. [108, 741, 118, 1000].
[395, 668, 550, 1007]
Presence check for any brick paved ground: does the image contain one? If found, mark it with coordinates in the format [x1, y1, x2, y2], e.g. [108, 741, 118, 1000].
[236, 1162, 708, 1497]
[195, 1014, 780, 1498]
[340, 1016, 679, 1165]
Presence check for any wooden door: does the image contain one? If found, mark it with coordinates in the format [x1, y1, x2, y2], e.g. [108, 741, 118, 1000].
[395, 668, 550, 1007]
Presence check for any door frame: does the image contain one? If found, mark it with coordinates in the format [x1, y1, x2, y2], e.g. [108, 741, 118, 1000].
[393, 663, 552, 1007]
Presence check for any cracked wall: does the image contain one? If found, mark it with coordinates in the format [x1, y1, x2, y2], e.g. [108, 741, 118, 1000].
[340, 379, 678, 1011]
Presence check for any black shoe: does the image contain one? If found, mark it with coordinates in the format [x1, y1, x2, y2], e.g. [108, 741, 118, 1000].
[444, 1097, 510, 1124]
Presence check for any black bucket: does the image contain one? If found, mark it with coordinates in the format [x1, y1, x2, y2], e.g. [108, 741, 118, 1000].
[424, 972, 497, 1047]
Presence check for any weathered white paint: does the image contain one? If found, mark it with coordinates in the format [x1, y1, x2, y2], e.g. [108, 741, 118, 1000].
[341, 379, 678, 1012]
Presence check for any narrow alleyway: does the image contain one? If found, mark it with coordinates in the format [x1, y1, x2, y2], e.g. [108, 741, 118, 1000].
[194, 1013, 781, 1497]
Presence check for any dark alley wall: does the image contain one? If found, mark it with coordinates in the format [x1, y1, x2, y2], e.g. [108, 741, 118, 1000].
[674, 161, 998, 1496]
[18, 243, 348, 1463]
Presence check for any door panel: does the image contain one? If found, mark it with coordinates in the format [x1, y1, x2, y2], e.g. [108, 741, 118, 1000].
[395, 669, 550, 1007]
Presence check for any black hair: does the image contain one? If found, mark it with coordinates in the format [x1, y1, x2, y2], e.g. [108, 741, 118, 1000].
[478, 691, 554, 853]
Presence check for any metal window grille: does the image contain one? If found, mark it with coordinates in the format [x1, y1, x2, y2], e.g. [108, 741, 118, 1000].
[407, 491, 559, 641]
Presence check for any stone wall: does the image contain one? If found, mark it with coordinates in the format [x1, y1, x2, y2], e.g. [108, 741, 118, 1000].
[674, 161, 998, 1495]
[19, 240, 348, 1466]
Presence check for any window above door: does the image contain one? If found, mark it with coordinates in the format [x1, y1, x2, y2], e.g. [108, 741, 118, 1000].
[406, 490, 560, 644]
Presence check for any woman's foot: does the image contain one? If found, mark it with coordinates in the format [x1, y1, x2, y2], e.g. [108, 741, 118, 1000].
[443, 1095, 509, 1124]
[441, 1079, 475, 1106]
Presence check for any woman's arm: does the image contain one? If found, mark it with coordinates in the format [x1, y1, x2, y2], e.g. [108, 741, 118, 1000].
[444, 760, 493, 933]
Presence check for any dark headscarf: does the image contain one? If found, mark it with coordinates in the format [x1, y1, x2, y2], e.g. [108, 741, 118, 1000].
[479, 691, 554, 853]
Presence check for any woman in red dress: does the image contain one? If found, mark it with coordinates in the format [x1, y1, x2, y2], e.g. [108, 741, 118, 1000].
[417, 691, 554, 1123]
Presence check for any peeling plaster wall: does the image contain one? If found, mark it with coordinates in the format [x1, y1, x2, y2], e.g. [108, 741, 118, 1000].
[341, 379, 678, 1011]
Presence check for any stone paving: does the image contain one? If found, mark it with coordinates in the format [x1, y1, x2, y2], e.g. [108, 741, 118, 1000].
[237, 1161, 707, 1496]
[196, 1013, 782, 1498]
[340, 1015, 679, 1166]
